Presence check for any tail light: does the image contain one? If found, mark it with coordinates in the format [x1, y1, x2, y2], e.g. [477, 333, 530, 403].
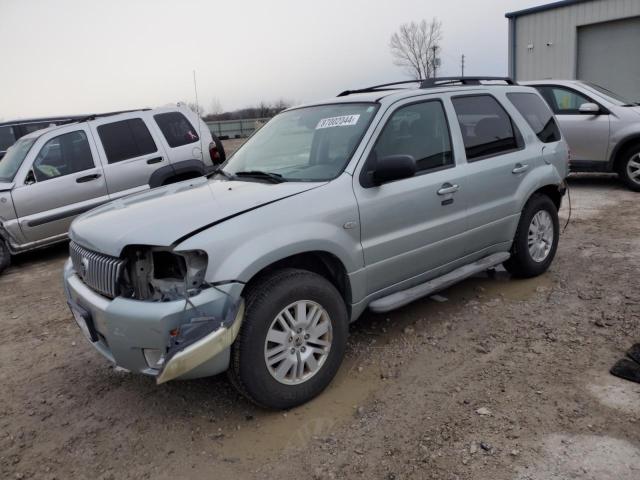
[209, 142, 221, 164]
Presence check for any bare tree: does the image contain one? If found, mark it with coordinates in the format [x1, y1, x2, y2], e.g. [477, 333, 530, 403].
[209, 97, 223, 116]
[187, 102, 205, 117]
[389, 18, 443, 80]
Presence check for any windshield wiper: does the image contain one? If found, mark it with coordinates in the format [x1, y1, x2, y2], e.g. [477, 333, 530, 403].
[234, 170, 285, 183]
[206, 167, 234, 180]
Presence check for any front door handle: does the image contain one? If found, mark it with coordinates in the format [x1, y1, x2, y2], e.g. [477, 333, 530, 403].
[437, 183, 460, 195]
[147, 157, 163, 164]
[76, 173, 101, 183]
[512, 163, 529, 174]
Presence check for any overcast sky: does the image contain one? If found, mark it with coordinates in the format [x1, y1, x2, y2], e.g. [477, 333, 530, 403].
[0, 0, 543, 119]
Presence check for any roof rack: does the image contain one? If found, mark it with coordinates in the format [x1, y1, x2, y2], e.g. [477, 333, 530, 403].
[337, 77, 518, 97]
[421, 76, 517, 88]
[337, 80, 422, 97]
[76, 108, 151, 123]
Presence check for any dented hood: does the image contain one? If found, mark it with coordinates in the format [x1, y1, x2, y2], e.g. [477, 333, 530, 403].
[70, 177, 321, 257]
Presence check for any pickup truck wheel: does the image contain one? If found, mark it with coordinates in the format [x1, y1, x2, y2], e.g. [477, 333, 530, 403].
[0, 240, 10, 274]
[618, 146, 640, 192]
[503, 194, 559, 278]
[229, 268, 348, 409]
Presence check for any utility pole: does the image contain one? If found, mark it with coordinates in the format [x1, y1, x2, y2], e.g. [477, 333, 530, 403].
[432, 45, 439, 78]
[461, 54, 465, 76]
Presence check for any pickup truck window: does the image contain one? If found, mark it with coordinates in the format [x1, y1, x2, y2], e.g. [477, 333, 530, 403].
[372, 100, 453, 174]
[507, 93, 561, 144]
[33, 131, 94, 182]
[452, 95, 521, 161]
[154, 112, 199, 148]
[97, 118, 157, 163]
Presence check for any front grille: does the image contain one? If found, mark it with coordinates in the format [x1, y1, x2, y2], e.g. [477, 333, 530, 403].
[70, 241, 125, 298]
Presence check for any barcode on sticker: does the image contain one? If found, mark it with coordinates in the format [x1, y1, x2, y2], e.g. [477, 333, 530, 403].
[316, 114, 360, 129]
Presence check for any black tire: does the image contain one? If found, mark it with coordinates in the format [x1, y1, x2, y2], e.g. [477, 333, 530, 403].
[0, 239, 10, 274]
[211, 134, 226, 164]
[503, 194, 559, 278]
[617, 144, 640, 192]
[228, 268, 348, 409]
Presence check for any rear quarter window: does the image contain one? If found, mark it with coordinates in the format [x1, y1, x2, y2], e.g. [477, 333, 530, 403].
[154, 112, 200, 148]
[97, 118, 157, 163]
[507, 92, 561, 143]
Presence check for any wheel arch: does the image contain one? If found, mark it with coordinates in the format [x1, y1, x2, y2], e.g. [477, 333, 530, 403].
[609, 134, 640, 171]
[148, 160, 204, 188]
[243, 251, 352, 312]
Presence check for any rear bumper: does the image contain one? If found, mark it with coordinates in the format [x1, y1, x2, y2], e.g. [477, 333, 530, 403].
[63, 258, 243, 379]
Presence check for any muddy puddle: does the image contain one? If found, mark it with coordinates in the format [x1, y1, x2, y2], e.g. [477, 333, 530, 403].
[214, 352, 382, 462]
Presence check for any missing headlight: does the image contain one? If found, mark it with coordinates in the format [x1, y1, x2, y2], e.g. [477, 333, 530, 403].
[122, 246, 208, 301]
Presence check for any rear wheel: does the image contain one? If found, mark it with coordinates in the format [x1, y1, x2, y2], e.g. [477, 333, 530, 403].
[229, 268, 348, 409]
[0, 239, 11, 274]
[618, 145, 640, 192]
[504, 194, 559, 278]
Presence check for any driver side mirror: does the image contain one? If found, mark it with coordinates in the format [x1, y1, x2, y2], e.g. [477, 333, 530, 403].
[373, 155, 417, 185]
[579, 102, 600, 115]
[24, 170, 36, 185]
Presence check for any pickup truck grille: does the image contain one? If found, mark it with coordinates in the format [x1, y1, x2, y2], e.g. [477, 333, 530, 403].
[69, 241, 124, 299]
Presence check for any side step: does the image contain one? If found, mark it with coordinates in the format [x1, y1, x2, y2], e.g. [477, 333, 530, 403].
[368, 252, 510, 313]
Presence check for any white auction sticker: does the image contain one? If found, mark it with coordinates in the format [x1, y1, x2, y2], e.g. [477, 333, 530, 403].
[316, 114, 360, 129]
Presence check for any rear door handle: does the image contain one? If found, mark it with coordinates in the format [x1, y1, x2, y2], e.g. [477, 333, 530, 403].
[437, 183, 459, 195]
[512, 163, 529, 174]
[76, 173, 101, 183]
[147, 157, 163, 164]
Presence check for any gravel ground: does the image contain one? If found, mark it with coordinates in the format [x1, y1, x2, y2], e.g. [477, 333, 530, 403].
[1, 166, 639, 480]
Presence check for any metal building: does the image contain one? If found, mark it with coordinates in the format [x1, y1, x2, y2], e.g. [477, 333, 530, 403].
[506, 0, 640, 101]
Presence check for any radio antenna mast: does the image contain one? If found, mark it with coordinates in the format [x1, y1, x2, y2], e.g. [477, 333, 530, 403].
[193, 70, 204, 159]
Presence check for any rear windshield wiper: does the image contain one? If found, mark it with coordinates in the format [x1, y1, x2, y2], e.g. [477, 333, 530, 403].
[233, 170, 285, 183]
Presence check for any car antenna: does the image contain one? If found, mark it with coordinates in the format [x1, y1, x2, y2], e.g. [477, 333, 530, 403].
[193, 70, 204, 160]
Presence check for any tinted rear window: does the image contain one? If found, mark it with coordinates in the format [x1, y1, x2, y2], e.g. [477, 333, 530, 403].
[507, 92, 561, 143]
[0, 126, 16, 151]
[451, 95, 522, 161]
[154, 112, 199, 148]
[97, 118, 157, 163]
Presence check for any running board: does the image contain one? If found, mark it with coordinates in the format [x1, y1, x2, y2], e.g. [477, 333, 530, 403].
[368, 252, 510, 313]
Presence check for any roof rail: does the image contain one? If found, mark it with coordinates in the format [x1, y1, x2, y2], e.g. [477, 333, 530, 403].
[421, 76, 517, 88]
[76, 108, 151, 123]
[337, 80, 422, 97]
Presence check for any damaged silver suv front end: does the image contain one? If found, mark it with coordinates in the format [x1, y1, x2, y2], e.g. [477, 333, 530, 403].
[63, 241, 245, 383]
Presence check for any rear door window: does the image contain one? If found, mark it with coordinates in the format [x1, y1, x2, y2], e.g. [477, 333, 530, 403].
[97, 118, 157, 163]
[451, 95, 522, 161]
[33, 131, 95, 182]
[153, 112, 199, 148]
[507, 92, 562, 143]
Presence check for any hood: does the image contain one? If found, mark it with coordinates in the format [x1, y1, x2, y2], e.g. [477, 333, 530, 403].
[70, 177, 321, 257]
[0, 182, 14, 192]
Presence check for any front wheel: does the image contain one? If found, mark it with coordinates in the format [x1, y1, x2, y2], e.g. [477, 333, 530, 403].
[0, 239, 10, 274]
[618, 145, 640, 192]
[504, 194, 559, 278]
[228, 268, 348, 409]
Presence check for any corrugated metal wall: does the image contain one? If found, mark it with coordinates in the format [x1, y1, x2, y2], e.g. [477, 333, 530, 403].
[510, 0, 640, 80]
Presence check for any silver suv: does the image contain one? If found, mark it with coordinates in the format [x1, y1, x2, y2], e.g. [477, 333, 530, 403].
[522, 80, 640, 191]
[0, 106, 224, 273]
[63, 77, 569, 409]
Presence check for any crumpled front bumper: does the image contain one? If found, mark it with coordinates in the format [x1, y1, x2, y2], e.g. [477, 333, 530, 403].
[63, 258, 244, 380]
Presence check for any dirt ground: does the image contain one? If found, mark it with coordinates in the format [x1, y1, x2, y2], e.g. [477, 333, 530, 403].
[1, 164, 639, 479]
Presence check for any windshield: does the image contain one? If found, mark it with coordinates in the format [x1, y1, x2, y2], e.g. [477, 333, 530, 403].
[223, 103, 379, 181]
[583, 82, 637, 105]
[0, 136, 37, 182]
